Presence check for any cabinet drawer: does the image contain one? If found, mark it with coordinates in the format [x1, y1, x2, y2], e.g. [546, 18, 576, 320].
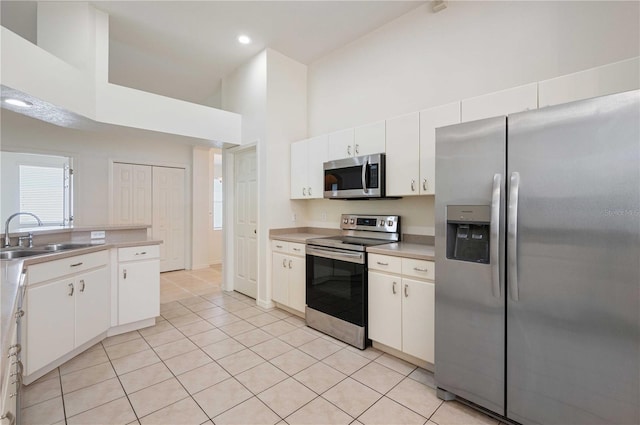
[402, 258, 435, 280]
[28, 250, 109, 284]
[289, 243, 305, 256]
[271, 240, 289, 253]
[368, 254, 401, 274]
[118, 245, 160, 262]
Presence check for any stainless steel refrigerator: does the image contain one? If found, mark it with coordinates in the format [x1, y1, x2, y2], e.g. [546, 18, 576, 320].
[434, 90, 639, 425]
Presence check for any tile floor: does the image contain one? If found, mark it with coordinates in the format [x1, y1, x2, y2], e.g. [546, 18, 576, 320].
[21, 267, 501, 425]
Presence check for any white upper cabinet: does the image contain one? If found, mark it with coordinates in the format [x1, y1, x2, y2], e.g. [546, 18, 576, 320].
[354, 120, 386, 157]
[327, 121, 385, 161]
[386, 103, 460, 197]
[386, 112, 420, 197]
[461, 83, 538, 122]
[420, 102, 461, 195]
[538, 57, 639, 108]
[290, 135, 328, 199]
[327, 128, 355, 161]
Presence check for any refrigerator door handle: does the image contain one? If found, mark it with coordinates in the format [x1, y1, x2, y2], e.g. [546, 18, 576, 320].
[490, 173, 502, 298]
[508, 171, 520, 301]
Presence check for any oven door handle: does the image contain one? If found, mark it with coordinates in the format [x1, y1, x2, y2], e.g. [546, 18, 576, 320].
[307, 246, 365, 264]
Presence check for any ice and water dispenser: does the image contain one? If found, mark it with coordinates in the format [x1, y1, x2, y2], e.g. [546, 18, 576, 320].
[446, 205, 490, 264]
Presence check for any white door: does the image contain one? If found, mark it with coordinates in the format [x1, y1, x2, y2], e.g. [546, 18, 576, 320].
[234, 148, 257, 298]
[118, 260, 160, 324]
[112, 163, 152, 224]
[153, 167, 186, 272]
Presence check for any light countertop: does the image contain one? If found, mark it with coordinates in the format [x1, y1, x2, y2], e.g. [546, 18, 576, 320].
[367, 242, 435, 261]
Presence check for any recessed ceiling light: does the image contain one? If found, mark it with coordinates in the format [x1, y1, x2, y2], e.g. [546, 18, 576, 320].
[4, 98, 33, 108]
[238, 35, 251, 45]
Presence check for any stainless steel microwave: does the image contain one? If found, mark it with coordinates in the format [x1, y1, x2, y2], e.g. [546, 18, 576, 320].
[323, 153, 385, 199]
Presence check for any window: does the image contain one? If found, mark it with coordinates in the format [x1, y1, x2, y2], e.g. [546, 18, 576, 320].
[0, 152, 72, 228]
[19, 165, 67, 225]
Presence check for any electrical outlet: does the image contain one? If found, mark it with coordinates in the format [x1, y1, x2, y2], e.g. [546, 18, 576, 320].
[91, 231, 106, 239]
[291, 213, 297, 222]
[321, 212, 327, 221]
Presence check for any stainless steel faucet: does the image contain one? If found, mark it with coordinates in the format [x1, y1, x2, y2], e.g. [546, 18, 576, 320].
[3, 212, 43, 248]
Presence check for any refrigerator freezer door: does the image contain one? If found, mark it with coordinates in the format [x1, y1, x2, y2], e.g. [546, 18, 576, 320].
[435, 117, 506, 415]
[507, 90, 640, 424]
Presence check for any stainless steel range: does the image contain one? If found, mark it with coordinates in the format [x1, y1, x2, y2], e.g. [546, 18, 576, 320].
[305, 214, 400, 349]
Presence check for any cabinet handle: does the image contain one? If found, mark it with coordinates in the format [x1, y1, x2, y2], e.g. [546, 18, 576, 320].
[411, 179, 416, 191]
[422, 179, 428, 191]
[68, 283, 74, 296]
[276, 244, 283, 249]
[392, 281, 397, 294]
[7, 344, 21, 358]
[288, 260, 292, 269]
[302, 187, 307, 196]
[79, 279, 86, 292]
[135, 252, 147, 255]
[292, 247, 301, 252]
[413, 267, 429, 272]
[282, 259, 287, 268]
[14, 310, 24, 319]
[70, 262, 83, 267]
[355, 144, 359, 155]
[376, 261, 389, 266]
[404, 283, 409, 298]
[308, 187, 312, 196]
[123, 269, 127, 279]
[347, 145, 351, 156]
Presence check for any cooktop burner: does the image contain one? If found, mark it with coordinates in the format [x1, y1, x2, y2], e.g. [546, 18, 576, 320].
[306, 214, 401, 252]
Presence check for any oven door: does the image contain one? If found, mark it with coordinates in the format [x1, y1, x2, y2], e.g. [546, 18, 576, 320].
[306, 246, 366, 326]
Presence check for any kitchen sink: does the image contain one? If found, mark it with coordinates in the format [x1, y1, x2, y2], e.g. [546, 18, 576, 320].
[0, 243, 99, 260]
[0, 249, 49, 260]
[42, 243, 96, 251]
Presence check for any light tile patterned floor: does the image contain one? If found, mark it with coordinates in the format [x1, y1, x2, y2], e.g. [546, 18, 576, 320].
[21, 267, 500, 425]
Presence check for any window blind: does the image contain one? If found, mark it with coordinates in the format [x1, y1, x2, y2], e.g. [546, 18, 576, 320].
[19, 165, 64, 225]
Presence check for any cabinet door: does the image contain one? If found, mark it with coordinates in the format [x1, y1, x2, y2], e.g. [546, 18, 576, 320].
[419, 102, 460, 195]
[26, 279, 75, 375]
[368, 271, 402, 350]
[288, 255, 306, 313]
[306, 135, 328, 199]
[118, 260, 160, 325]
[402, 278, 435, 363]
[355, 121, 385, 156]
[132, 164, 153, 225]
[290, 140, 309, 199]
[461, 83, 537, 122]
[272, 253, 289, 305]
[328, 128, 355, 160]
[75, 267, 110, 347]
[112, 162, 133, 225]
[538, 57, 639, 108]
[386, 112, 420, 196]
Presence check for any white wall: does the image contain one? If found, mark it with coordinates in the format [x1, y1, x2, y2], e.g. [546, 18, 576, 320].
[303, 1, 640, 235]
[221, 49, 307, 306]
[1, 110, 194, 250]
[308, 1, 640, 134]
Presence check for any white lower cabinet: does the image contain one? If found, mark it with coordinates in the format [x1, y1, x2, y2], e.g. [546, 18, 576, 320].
[118, 245, 160, 325]
[368, 253, 435, 364]
[24, 250, 109, 376]
[271, 240, 305, 313]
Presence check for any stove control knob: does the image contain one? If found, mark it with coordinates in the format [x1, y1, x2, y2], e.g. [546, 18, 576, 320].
[350, 219, 355, 225]
[387, 220, 394, 226]
[379, 220, 385, 227]
[343, 218, 348, 224]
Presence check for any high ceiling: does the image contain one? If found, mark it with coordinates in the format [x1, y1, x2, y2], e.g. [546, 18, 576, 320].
[1, 1, 426, 106]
